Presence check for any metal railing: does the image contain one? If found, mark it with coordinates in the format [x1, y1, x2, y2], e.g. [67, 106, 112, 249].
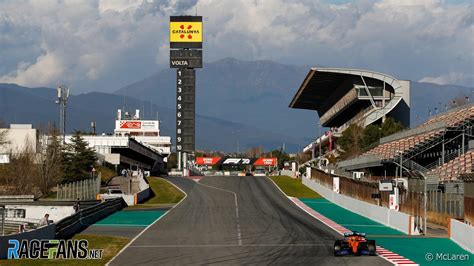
[56, 176, 101, 201]
[425, 145, 470, 171]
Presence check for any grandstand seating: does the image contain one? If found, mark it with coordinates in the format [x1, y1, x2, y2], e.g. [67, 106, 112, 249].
[361, 105, 474, 161]
[422, 106, 474, 127]
[428, 150, 474, 181]
[363, 129, 443, 160]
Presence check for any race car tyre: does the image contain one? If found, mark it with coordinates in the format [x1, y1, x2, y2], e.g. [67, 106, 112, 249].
[354, 247, 361, 256]
[334, 240, 342, 256]
[367, 240, 376, 256]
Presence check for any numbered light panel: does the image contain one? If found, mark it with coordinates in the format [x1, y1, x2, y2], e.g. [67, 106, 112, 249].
[176, 68, 196, 152]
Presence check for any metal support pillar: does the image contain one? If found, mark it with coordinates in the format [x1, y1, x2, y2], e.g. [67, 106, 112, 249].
[441, 135, 445, 164]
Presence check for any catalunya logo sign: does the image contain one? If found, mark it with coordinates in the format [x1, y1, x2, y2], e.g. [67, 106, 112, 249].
[170, 22, 202, 43]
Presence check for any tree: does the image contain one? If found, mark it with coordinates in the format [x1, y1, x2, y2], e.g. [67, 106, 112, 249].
[338, 124, 364, 157]
[36, 126, 63, 195]
[361, 124, 380, 150]
[380, 117, 404, 137]
[265, 148, 290, 168]
[167, 153, 177, 171]
[246, 146, 263, 158]
[62, 131, 97, 182]
[0, 119, 8, 147]
[449, 94, 469, 108]
[3, 138, 37, 195]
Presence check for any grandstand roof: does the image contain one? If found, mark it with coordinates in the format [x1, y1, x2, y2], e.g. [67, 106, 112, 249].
[289, 67, 398, 112]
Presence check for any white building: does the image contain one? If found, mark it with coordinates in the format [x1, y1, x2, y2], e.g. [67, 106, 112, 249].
[113, 109, 171, 155]
[0, 124, 39, 163]
[64, 135, 165, 171]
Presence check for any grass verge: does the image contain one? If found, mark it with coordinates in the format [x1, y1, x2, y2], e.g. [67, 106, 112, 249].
[269, 175, 321, 198]
[127, 176, 184, 209]
[97, 165, 117, 184]
[2, 234, 129, 265]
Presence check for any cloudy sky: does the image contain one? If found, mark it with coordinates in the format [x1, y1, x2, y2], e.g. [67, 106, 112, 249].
[0, 0, 472, 93]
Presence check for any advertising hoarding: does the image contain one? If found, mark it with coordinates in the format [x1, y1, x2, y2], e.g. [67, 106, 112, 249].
[195, 157, 221, 165]
[170, 16, 202, 49]
[253, 158, 278, 166]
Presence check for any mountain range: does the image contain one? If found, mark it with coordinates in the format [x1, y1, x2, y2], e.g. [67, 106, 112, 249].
[1, 58, 473, 152]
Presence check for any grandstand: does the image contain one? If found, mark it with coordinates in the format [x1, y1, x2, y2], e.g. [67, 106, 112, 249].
[428, 150, 473, 181]
[338, 103, 474, 181]
[289, 67, 410, 157]
[289, 66, 474, 182]
[290, 67, 473, 226]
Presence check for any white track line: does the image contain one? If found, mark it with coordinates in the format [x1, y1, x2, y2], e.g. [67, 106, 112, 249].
[196, 181, 243, 246]
[106, 177, 188, 266]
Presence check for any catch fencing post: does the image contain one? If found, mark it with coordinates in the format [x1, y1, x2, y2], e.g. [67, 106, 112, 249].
[1, 205, 5, 236]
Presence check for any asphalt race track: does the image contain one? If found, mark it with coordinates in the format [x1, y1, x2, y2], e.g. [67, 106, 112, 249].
[109, 176, 389, 265]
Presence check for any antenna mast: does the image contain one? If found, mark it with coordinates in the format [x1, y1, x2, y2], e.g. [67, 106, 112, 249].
[56, 85, 70, 143]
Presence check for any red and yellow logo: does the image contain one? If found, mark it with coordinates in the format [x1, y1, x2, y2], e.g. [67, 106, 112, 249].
[170, 22, 202, 43]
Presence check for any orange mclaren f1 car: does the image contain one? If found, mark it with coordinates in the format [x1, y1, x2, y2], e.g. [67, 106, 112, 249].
[334, 232, 376, 256]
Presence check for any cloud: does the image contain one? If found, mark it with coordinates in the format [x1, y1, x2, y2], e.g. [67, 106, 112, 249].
[0, 0, 472, 92]
[419, 72, 473, 86]
[0, 52, 65, 86]
[98, 0, 142, 13]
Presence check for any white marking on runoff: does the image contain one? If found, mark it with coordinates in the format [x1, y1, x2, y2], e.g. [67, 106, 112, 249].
[197, 182, 243, 246]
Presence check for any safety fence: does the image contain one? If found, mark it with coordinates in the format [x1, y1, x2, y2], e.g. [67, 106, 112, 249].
[56, 175, 101, 201]
[310, 168, 465, 227]
[55, 197, 125, 239]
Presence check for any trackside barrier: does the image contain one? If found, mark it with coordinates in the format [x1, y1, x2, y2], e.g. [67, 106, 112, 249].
[302, 175, 417, 235]
[55, 197, 126, 239]
[135, 188, 151, 205]
[280, 170, 297, 178]
[0, 224, 55, 259]
[449, 219, 474, 253]
[0, 195, 35, 202]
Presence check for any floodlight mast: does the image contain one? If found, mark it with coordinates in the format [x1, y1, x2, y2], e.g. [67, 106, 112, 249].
[56, 85, 69, 144]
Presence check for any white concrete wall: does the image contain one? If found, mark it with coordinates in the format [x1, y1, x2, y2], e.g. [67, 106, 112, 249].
[450, 219, 474, 253]
[122, 195, 135, 205]
[5, 205, 75, 223]
[302, 176, 413, 234]
[99, 194, 135, 206]
[280, 170, 296, 178]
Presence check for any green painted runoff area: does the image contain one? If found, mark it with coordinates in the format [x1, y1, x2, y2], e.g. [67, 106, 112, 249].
[300, 198, 404, 236]
[374, 237, 472, 266]
[94, 210, 166, 227]
[300, 198, 473, 265]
